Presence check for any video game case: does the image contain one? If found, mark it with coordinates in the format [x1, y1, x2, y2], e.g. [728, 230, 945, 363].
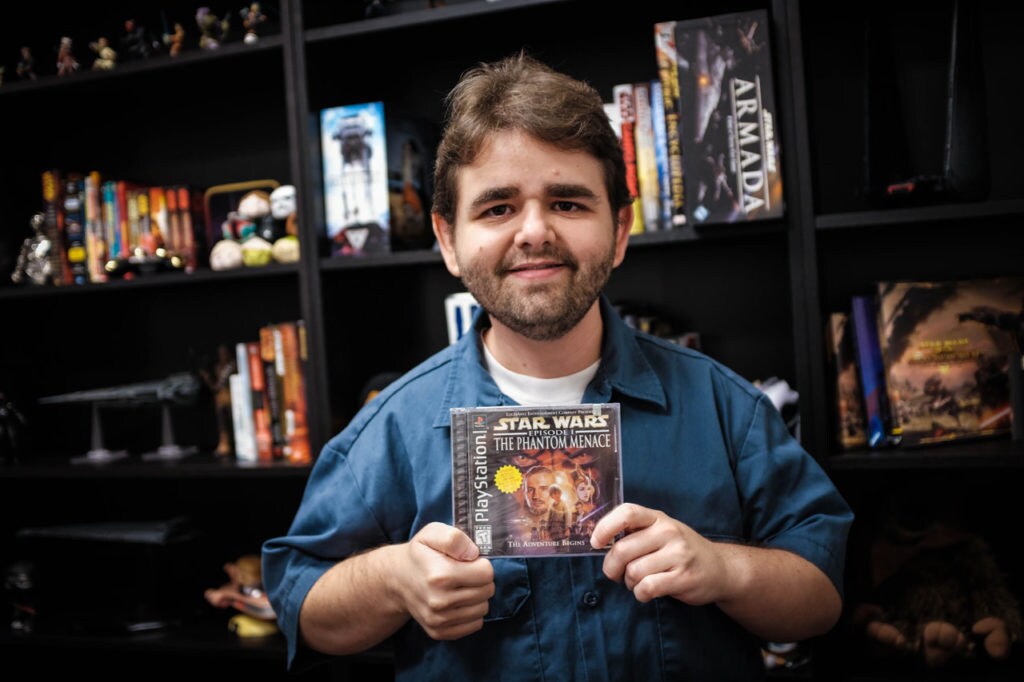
[672, 9, 783, 224]
[451, 403, 623, 558]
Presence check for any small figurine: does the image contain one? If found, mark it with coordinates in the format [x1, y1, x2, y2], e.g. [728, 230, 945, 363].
[209, 239, 243, 271]
[240, 3, 267, 44]
[199, 344, 236, 457]
[89, 37, 117, 70]
[241, 236, 273, 267]
[55, 37, 79, 77]
[120, 18, 159, 60]
[204, 554, 277, 637]
[269, 184, 298, 237]
[11, 213, 53, 286]
[0, 391, 27, 465]
[196, 7, 230, 50]
[16, 46, 37, 80]
[163, 21, 186, 57]
[4, 560, 36, 634]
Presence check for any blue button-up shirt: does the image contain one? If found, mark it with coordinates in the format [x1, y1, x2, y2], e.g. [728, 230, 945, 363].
[263, 296, 853, 681]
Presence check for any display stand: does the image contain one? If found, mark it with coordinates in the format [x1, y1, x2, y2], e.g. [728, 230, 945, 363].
[70, 403, 128, 465]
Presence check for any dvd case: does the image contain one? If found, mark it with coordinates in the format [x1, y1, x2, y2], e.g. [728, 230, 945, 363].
[451, 403, 623, 557]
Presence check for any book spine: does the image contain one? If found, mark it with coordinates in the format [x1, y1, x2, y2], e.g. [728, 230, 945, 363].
[41, 169, 66, 286]
[259, 324, 286, 460]
[176, 186, 197, 272]
[826, 312, 867, 450]
[613, 83, 645, 235]
[632, 81, 661, 231]
[449, 408, 470, 535]
[654, 21, 686, 227]
[247, 340, 274, 463]
[279, 321, 311, 465]
[149, 186, 168, 250]
[101, 180, 119, 260]
[166, 186, 182, 257]
[61, 173, 88, 285]
[650, 79, 673, 230]
[850, 295, 897, 448]
[233, 341, 257, 462]
[84, 171, 107, 283]
[115, 180, 131, 258]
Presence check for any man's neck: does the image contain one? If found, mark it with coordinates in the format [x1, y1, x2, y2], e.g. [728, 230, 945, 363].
[482, 302, 603, 378]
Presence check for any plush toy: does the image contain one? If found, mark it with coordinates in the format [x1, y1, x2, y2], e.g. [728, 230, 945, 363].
[851, 492, 1022, 669]
[204, 554, 277, 634]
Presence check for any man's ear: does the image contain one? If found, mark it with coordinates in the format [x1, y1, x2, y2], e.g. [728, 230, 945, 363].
[432, 212, 461, 277]
[612, 205, 633, 267]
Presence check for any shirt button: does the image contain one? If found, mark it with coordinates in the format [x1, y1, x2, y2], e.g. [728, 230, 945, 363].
[582, 591, 600, 607]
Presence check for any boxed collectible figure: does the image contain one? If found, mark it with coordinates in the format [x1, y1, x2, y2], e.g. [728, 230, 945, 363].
[320, 101, 391, 257]
[451, 403, 623, 557]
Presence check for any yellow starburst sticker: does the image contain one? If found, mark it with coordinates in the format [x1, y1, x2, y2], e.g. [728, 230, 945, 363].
[494, 465, 523, 494]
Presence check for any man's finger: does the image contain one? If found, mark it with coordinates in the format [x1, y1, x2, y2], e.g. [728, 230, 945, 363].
[591, 503, 656, 549]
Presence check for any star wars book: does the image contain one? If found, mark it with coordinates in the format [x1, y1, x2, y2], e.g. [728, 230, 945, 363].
[826, 312, 868, 451]
[672, 9, 783, 224]
[451, 403, 623, 558]
[876, 276, 1024, 447]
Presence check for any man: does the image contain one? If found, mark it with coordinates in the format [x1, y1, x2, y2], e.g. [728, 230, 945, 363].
[522, 465, 555, 540]
[547, 484, 570, 543]
[262, 52, 853, 680]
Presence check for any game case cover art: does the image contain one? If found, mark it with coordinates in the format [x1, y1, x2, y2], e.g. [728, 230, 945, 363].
[451, 403, 623, 558]
[876, 277, 1024, 447]
[674, 9, 783, 224]
[320, 101, 390, 256]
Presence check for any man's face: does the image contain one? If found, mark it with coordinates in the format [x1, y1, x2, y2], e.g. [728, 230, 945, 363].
[524, 469, 554, 515]
[433, 130, 631, 341]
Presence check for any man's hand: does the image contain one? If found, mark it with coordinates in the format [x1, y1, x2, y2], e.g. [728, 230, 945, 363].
[392, 522, 495, 640]
[590, 503, 730, 605]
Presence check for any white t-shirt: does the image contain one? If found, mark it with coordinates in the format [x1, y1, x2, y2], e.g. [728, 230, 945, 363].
[481, 339, 599, 406]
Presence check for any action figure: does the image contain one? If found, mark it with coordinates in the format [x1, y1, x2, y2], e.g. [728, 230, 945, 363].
[11, 213, 53, 286]
[196, 7, 230, 50]
[240, 3, 267, 44]
[120, 19, 160, 60]
[16, 46, 36, 80]
[55, 37, 79, 77]
[199, 344, 236, 457]
[163, 22, 186, 57]
[89, 37, 117, 70]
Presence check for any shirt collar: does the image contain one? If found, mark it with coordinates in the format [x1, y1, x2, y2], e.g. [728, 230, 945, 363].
[432, 294, 668, 428]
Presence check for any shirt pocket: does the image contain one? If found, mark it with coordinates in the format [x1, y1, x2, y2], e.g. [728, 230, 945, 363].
[484, 557, 530, 622]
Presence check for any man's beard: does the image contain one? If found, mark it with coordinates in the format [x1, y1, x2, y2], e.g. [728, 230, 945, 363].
[459, 244, 614, 341]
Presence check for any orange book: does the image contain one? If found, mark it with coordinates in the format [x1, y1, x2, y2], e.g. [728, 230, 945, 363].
[278, 321, 311, 465]
[247, 341, 274, 463]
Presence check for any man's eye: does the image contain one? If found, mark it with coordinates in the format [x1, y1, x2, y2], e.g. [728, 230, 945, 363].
[553, 201, 581, 212]
[482, 205, 510, 218]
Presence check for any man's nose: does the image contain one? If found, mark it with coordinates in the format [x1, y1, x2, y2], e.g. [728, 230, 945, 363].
[513, 203, 554, 248]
